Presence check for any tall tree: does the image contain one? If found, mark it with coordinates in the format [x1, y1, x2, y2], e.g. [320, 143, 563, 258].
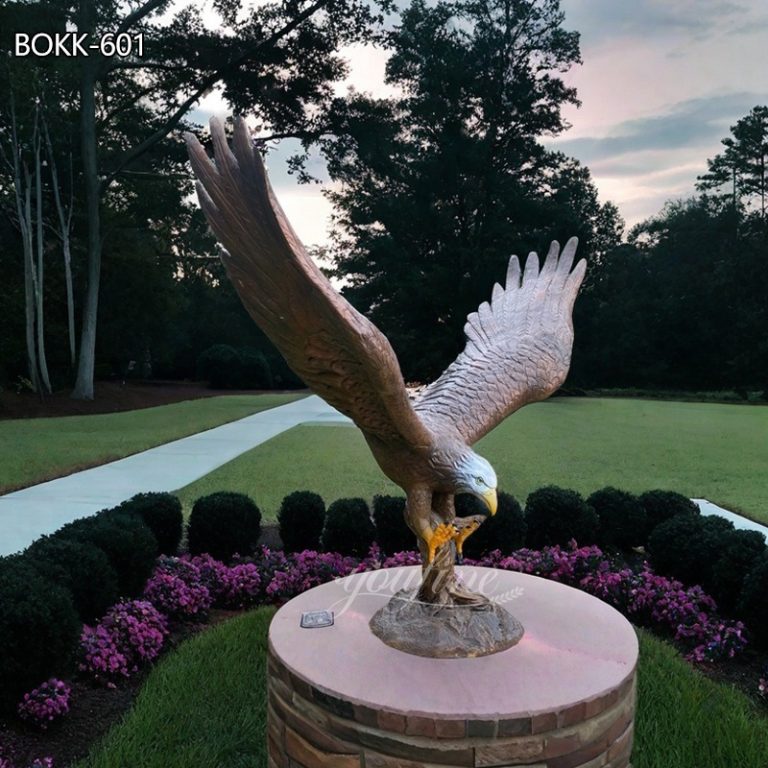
[697, 105, 768, 220]
[0, 1, 82, 392]
[3, 0, 386, 398]
[70, 0, 387, 399]
[310, 0, 622, 379]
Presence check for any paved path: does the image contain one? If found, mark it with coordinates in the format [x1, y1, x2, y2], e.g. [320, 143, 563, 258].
[0, 395, 350, 557]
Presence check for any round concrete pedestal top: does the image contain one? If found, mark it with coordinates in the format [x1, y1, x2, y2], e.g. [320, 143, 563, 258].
[268, 565, 638, 720]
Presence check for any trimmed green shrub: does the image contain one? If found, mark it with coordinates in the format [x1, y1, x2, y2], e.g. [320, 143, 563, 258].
[647, 513, 734, 587]
[197, 345, 274, 389]
[639, 490, 699, 540]
[738, 551, 768, 648]
[588, 487, 646, 551]
[648, 514, 701, 581]
[0, 558, 80, 712]
[239, 348, 273, 389]
[197, 344, 242, 389]
[455, 492, 526, 559]
[524, 486, 599, 548]
[372, 495, 413, 555]
[710, 529, 766, 613]
[188, 492, 262, 561]
[56, 513, 158, 597]
[24, 537, 119, 622]
[321, 498, 375, 557]
[116, 492, 183, 554]
[278, 491, 326, 553]
[265, 351, 305, 389]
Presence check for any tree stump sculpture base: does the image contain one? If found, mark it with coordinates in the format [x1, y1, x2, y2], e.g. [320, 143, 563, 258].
[369, 587, 524, 658]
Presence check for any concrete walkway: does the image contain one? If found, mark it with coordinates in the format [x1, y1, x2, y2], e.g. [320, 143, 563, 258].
[0, 395, 351, 557]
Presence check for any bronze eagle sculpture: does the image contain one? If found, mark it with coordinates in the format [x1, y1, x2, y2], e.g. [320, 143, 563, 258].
[185, 117, 586, 607]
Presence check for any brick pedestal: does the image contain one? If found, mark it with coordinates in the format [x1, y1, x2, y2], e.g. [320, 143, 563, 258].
[268, 566, 638, 768]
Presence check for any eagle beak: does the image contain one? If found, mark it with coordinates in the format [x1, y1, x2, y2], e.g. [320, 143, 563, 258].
[482, 489, 498, 516]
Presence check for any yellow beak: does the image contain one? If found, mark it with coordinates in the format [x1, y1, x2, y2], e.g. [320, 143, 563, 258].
[482, 488, 498, 516]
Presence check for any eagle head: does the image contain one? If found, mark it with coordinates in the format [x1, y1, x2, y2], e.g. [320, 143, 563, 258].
[455, 452, 498, 515]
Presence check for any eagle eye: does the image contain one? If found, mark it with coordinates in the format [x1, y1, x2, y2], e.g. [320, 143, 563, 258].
[475, 476, 484, 486]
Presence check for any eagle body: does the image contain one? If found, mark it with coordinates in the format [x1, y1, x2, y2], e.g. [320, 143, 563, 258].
[186, 118, 586, 604]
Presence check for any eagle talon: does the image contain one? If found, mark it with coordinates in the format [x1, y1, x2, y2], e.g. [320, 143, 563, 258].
[452, 516, 484, 564]
[424, 523, 457, 565]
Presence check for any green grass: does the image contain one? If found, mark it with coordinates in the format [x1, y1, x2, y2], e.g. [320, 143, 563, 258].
[0, 394, 304, 494]
[176, 397, 768, 524]
[76, 612, 768, 768]
[634, 630, 768, 768]
[78, 608, 275, 768]
[176, 423, 398, 521]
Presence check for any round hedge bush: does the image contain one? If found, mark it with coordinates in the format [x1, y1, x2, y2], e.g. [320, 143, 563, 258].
[56, 513, 158, 598]
[239, 348, 273, 389]
[710, 529, 766, 613]
[188, 492, 262, 561]
[321, 498, 375, 557]
[524, 486, 599, 548]
[197, 344, 242, 389]
[25, 537, 119, 622]
[278, 491, 326, 553]
[647, 513, 734, 587]
[587, 487, 646, 551]
[639, 490, 699, 540]
[116, 492, 183, 555]
[0, 558, 80, 712]
[738, 551, 768, 648]
[455, 492, 526, 559]
[372, 495, 413, 555]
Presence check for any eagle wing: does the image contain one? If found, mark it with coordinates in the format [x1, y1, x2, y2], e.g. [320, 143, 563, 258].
[414, 239, 586, 445]
[185, 117, 432, 447]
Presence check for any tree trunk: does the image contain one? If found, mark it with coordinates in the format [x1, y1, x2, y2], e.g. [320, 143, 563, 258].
[42, 114, 77, 368]
[34, 123, 52, 394]
[8, 98, 41, 392]
[415, 507, 489, 607]
[71, 2, 100, 400]
[63, 237, 77, 369]
[22, 179, 40, 393]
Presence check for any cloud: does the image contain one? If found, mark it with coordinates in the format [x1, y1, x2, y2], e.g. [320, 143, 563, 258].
[563, 0, 754, 44]
[550, 92, 768, 171]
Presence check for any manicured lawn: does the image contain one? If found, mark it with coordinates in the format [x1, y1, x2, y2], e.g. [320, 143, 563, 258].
[176, 423, 398, 520]
[0, 394, 304, 494]
[77, 610, 768, 768]
[633, 631, 768, 768]
[78, 609, 275, 768]
[176, 397, 768, 524]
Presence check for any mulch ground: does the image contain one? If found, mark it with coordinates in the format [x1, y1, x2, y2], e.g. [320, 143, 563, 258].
[0, 613, 232, 768]
[0, 381, 269, 421]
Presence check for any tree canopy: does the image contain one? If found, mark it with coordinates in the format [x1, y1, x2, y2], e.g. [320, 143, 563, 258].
[0, 0, 388, 397]
[0, 0, 764, 398]
[311, 0, 622, 380]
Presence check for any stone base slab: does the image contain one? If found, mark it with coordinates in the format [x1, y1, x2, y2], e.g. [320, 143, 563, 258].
[267, 566, 638, 768]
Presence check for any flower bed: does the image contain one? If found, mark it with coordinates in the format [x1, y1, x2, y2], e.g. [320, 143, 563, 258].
[1, 539, 765, 767]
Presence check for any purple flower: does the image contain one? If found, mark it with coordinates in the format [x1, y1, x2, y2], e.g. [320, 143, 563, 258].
[17, 679, 70, 730]
[219, 562, 262, 609]
[79, 600, 168, 686]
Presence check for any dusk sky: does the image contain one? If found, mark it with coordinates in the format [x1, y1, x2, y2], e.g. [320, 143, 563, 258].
[193, 0, 768, 246]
